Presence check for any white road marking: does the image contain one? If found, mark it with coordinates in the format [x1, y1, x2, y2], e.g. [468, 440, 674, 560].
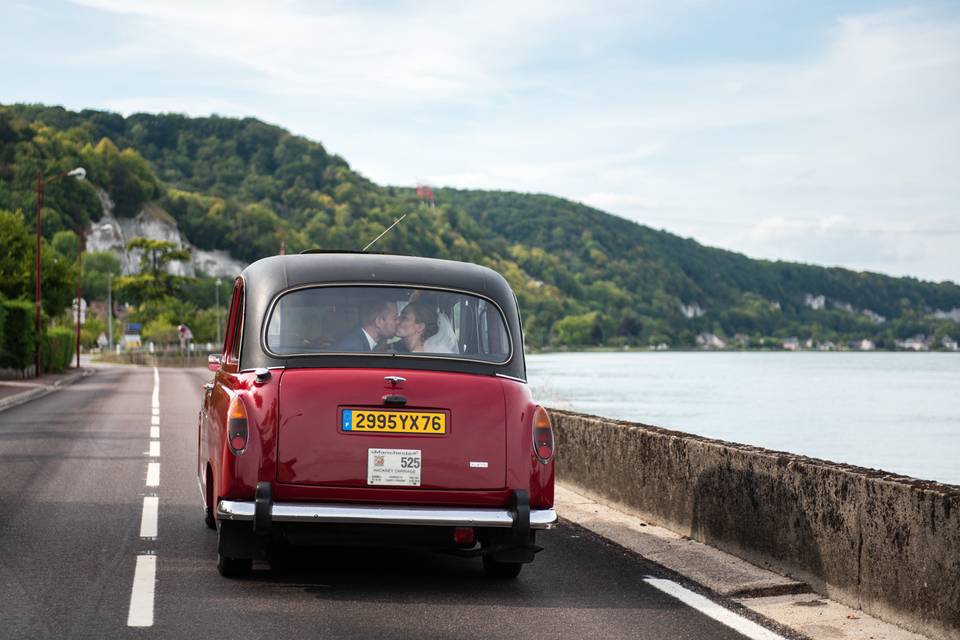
[643, 578, 787, 640]
[151, 415, 160, 426]
[139, 496, 159, 538]
[150, 426, 160, 439]
[149, 441, 160, 458]
[152, 407, 159, 416]
[146, 462, 160, 487]
[127, 554, 156, 627]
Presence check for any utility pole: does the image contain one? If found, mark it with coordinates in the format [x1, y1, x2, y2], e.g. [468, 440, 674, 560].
[107, 273, 113, 350]
[34, 167, 85, 377]
[34, 171, 44, 376]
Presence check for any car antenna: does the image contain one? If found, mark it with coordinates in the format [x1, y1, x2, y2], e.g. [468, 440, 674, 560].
[362, 213, 407, 252]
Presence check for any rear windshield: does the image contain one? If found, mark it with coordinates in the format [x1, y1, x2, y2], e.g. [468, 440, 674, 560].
[265, 286, 511, 364]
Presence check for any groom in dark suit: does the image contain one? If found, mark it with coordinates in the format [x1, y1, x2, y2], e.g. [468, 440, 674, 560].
[333, 299, 399, 352]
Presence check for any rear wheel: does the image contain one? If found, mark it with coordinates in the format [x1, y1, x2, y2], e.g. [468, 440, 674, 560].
[203, 469, 216, 530]
[482, 555, 523, 579]
[203, 505, 216, 530]
[217, 553, 252, 578]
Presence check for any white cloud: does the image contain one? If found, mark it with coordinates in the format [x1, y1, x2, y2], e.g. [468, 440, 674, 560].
[48, 2, 960, 282]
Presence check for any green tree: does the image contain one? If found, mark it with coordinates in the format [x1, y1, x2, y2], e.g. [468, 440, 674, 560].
[554, 312, 600, 346]
[0, 209, 76, 315]
[114, 238, 190, 304]
[82, 251, 123, 300]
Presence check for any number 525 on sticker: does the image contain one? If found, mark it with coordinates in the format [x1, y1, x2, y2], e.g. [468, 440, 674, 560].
[367, 448, 422, 486]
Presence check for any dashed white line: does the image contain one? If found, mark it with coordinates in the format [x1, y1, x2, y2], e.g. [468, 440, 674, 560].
[127, 367, 161, 627]
[643, 578, 787, 640]
[126, 554, 156, 627]
[146, 462, 160, 487]
[139, 496, 159, 538]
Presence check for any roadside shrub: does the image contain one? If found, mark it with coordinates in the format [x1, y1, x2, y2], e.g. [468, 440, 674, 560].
[0, 299, 35, 370]
[45, 327, 75, 373]
[0, 301, 7, 360]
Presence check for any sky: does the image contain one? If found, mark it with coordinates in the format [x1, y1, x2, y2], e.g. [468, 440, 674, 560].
[2, 0, 959, 284]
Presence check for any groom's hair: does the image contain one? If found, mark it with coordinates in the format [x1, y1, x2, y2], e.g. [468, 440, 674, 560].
[359, 299, 392, 327]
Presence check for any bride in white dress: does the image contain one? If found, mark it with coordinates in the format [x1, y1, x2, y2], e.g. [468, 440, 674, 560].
[424, 312, 458, 353]
[396, 301, 458, 354]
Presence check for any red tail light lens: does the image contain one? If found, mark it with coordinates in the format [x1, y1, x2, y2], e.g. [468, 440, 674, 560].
[532, 406, 554, 463]
[453, 527, 476, 546]
[227, 396, 248, 454]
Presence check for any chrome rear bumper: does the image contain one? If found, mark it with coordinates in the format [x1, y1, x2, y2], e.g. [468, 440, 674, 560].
[217, 499, 557, 530]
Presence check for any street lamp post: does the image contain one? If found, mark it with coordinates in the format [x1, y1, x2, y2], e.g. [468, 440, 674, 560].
[215, 278, 222, 346]
[34, 167, 86, 377]
[74, 230, 85, 368]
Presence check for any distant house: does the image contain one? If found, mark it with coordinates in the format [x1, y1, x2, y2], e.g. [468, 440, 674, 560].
[679, 302, 705, 319]
[87, 300, 108, 320]
[895, 334, 929, 351]
[123, 322, 143, 349]
[783, 337, 800, 351]
[933, 308, 960, 322]
[859, 339, 876, 351]
[943, 336, 959, 351]
[696, 333, 726, 349]
[818, 341, 837, 351]
[804, 294, 826, 310]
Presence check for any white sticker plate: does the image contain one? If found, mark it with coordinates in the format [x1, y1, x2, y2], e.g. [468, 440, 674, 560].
[367, 448, 421, 486]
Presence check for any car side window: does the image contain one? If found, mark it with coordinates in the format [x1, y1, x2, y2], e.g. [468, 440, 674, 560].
[223, 281, 245, 367]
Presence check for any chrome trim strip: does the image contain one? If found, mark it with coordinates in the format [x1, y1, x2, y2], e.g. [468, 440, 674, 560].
[217, 500, 557, 529]
[234, 275, 246, 369]
[196, 476, 207, 508]
[495, 373, 527, 383]
[259, 282, 515, 366]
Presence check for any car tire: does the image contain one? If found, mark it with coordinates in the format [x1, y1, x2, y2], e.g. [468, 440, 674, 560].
[482, 556, 523, 579]
[203, 505, 216, 530]
[217, 553, 252, 578]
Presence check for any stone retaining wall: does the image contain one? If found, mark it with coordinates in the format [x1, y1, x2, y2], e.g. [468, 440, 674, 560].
[551, 409, 960, 640]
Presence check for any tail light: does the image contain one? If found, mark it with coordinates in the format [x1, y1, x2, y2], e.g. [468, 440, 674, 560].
[532, 406, 554, 463]
[227, 396, 248, 454]
[453, 527, 476, 546]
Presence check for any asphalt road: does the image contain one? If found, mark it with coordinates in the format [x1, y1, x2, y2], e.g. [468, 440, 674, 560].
[0, 365, 795, 640]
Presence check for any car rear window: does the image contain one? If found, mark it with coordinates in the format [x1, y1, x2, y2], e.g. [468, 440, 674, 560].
[265, 286, 511, 364]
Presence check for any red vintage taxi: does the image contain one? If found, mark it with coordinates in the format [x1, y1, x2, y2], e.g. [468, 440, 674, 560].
[198, 252, 556, 578]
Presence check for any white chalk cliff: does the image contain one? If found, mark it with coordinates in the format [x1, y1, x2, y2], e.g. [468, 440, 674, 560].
[86, 189, 245, 278]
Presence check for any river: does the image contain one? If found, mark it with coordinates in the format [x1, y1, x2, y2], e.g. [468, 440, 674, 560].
[526, 352, 960, 485]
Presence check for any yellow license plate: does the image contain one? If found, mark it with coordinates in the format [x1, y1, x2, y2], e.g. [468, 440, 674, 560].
[340, 409, 446, 434]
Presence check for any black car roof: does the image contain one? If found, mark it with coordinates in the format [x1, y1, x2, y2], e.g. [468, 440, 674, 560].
[237, 253, 527, 380]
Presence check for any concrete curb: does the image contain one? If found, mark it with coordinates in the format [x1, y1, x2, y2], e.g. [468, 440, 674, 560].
[556, 482, 931, 640]
[0, 368, 94, 413]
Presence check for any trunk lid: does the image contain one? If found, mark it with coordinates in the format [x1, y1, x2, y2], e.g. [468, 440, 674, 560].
[276, 368, 506, 490]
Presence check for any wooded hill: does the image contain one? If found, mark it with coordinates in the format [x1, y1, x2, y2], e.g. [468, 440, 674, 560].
[2, 103, 958, 349]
